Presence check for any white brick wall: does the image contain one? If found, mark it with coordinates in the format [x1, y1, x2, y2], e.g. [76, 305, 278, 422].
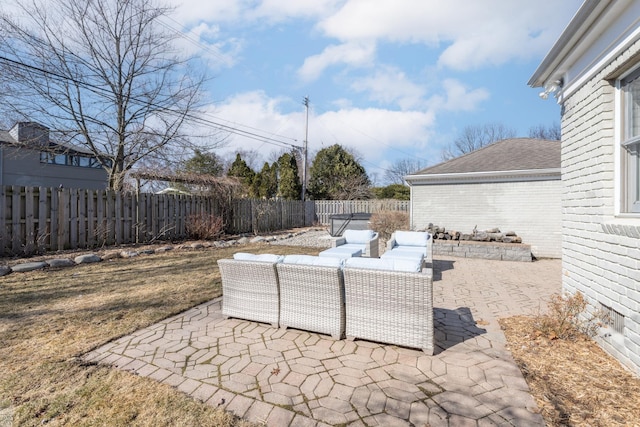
[410, 179, 562, 258]
[561, 40, 640, 376]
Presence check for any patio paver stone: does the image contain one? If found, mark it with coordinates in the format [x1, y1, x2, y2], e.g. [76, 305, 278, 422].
[83, 257, 561, 426]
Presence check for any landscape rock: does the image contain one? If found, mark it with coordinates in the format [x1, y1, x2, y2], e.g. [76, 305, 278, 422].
[250, 236, 266, 243]
[155, 246, 174, 253]
[12, 261, 47, 272]
[237, 237, 250, 245]
[102, 251, 122, 260]
[74, 254, 102, 264]
[46, 259, 75, 268]
[0, 266, 12, 276]
[120, 251, 139, 258]
[189, 243, 204, 249]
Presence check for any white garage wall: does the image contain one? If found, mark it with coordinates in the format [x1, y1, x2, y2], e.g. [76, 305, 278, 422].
[409, 179, 562, 258]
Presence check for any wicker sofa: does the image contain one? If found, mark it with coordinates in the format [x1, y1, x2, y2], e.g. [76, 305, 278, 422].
[217, 254, 282, 327]
[218, 251, 434, 354]
[342, 257, 434, 354]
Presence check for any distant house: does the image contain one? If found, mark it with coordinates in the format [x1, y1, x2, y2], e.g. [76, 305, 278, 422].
[530, 0, 640, 375]
[405, 138, 561, 258]
[0, 122, 108, 190]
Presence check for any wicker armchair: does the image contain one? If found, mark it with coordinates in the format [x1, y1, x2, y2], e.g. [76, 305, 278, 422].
[276, 256, 345, 339]
[217, 258, 280, 327]
[327, 229, 379, 258]
[343, 261, 434, 354]
[383, 230, 433, 268]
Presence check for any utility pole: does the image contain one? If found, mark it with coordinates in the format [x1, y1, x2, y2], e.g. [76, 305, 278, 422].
[301, 96, 309, 201]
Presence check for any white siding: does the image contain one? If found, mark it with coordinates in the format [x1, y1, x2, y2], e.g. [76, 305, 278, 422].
[561, 39, 640, 376]
[410, 179, 562, 258]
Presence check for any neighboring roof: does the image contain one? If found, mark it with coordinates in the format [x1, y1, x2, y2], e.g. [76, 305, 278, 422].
[405, 138, 561, 185]
[0, 130, 17, 144]
[0, 127, 96, 156]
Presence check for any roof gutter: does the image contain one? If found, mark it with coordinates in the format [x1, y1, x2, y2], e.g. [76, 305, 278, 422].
[405, 168, 561, 186]
[528, 0, 610, 88]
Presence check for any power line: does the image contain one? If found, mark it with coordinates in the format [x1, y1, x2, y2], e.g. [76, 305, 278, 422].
[0, 54, 301, 150]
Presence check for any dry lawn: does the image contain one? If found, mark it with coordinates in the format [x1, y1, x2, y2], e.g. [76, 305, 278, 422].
[3, 242, 640, 427]
[501, 316, 640, 426]
[0, 243, 316, 427]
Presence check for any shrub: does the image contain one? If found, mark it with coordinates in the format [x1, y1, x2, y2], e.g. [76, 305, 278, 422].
[533, 291, 608, 340]
[185, 213, 224, 240]
[369, 211, 409, 241]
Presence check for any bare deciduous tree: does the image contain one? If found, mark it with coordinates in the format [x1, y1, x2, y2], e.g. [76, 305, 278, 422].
[385, 158, 427, 185]
[528, 122, 561, 140]
[442, 123, 516, 161]
[0, 0, 215, 190]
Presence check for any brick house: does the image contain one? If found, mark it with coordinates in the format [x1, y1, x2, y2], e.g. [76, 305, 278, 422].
[530, 0, 640, 375]
[405, 138, 562, 259]
[0, 122, 108, 190]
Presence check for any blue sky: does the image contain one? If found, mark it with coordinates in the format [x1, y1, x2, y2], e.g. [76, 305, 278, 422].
[12, 0, 585, 184]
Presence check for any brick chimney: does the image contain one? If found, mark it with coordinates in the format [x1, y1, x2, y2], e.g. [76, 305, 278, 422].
[9, 122, 50, 146]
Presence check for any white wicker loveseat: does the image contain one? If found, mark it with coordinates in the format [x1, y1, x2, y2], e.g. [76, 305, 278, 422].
[342, 257, 434, 355]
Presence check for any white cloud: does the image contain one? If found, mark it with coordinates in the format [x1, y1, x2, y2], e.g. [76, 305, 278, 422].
[430, 79, 490, 112]
[207, 91, 436, 168]
[349, 66, 426, 110]
[174, 0, 341, 26]
[297, 42, 376, 82]
[316, 0, 582, 71]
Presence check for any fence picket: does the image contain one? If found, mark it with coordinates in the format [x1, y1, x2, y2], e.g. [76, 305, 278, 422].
[0, 185, 407, 256]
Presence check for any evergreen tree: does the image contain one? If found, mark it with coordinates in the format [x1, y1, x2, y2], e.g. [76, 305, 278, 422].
[255, 162, 278, 199]
[372, 184, 410, 200]
[307, 144, 371, 200]
[277, 151, 302, 200]
[182, 149, 224, 176]
[227, 153, 256, 197]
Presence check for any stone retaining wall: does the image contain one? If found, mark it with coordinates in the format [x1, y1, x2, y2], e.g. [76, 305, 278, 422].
[434, 240, 532, 262]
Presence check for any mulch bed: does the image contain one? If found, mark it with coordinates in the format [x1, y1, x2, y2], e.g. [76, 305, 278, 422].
[500, 316, 640, 426]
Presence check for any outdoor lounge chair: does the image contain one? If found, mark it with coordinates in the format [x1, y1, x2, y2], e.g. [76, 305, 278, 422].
[342, 257, 434, 354]
[320, 229, 379, 258]
[217, 254, 282, 327]
[382, 230, 433, 268]
[276, 255, 345, 339]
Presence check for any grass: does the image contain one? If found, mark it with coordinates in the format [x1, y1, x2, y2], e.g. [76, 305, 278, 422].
[0, 243, 317, 426]
[3, 241, 640, 426]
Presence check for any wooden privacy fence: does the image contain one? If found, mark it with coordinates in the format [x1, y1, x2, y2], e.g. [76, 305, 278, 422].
[0, 186, 314, 256]
[229, 199, 316, 235]
[314, 199, 409, 225]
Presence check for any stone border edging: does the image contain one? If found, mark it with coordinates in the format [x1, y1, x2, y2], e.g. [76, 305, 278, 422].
[0, 229, 322, 277]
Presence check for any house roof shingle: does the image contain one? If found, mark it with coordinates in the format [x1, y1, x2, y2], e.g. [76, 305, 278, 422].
[414, 138, 560, 176]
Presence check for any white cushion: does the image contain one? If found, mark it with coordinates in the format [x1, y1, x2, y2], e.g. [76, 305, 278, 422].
[345, 257, 421, 272]
[282, 254, 343, 267]
[382, 247, 425, 258]
[233, 252, 283, 262]
[394, 231, 430, 247]
[345, 257, 395, 270]
[343, 229, 375, 244]
[319, 247, 362, 258]
[391, 258, 423, 272]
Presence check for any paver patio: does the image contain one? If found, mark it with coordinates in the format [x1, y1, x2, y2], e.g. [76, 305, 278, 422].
[83, 256, 561, 426]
